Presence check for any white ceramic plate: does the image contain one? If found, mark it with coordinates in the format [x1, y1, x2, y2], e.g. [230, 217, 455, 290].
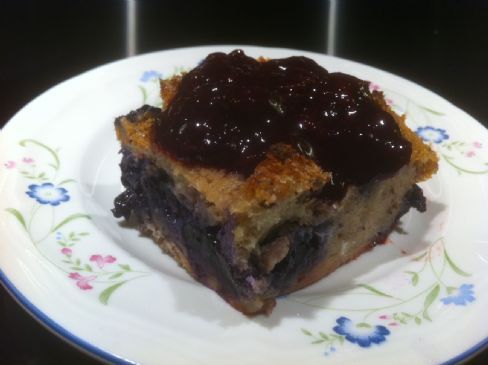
[1, 46, 487, 365]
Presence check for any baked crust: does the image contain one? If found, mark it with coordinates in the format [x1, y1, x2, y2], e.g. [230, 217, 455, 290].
[113, 60, 439, 315]
[115, 92, 438, 218]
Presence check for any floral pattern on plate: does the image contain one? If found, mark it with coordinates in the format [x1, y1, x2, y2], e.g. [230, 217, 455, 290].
[299, 237, 475, 356]
[415, 126, 487, 175]
[373, 83, 488, 175]
[4, 139, 148, 304]
[297, 84, 483, 357]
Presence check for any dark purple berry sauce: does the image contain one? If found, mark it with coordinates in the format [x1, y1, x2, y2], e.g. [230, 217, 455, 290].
[154, 49, 411, 185]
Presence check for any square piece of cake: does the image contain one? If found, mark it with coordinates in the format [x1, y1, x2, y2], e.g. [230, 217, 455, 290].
[113, 50, 438, 315]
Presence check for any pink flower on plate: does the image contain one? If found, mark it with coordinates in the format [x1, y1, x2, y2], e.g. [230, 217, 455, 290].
[4, 161, 16, 169]
[69, 272, 96, 290]
[378, 315, 390, 320]
[369, 82, 381, 92]
[22, 157, 34, 164]
[61, 247, 72, 256]
[385, 98, 394, 106]
[473, 141, 482, 149]
[466, 151, 476, 158]
[89, 254, 116, 268]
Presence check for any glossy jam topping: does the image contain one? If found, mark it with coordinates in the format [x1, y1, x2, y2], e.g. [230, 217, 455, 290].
[154, 49, 411, 185]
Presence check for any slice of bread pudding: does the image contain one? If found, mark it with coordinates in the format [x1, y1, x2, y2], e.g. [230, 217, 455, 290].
[113, 50, 438, 315]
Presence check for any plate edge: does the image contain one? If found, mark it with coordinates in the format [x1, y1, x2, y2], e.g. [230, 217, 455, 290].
[0, 269, 137, 365]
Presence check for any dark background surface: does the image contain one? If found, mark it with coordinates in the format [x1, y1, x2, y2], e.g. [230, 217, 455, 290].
[0, 0, 487, 363]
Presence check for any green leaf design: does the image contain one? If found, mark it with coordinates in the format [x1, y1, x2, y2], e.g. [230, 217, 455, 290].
[414, 317, 421, 325]
[444, 250, 471, 277]
[108, 272, 124, 280]
[442, 154, 488, 175]
[84, 264, 93, 272]
[311, 340, 324, 344]
[99, 281, 127, 305]
[420, 106, 445, 116]
[423, 284, 440, 321]
[357, 284, 396, 298]
[447, 286, 457, 295]
[51, 213, 91, 233]
[301, 328, 312, 336]
[58, 179, 76, 185]
[357, 322, 372, 328]
[138, 85, 148, 103]
[5, 208, 27, 230]
[393, 312, 409, 324]
[319, 332, 329, 340]
[405, 271, 419, 286]
[19, 139, 60, 171]
[119, 264, 131, 271]
[413, 252, 427, 261]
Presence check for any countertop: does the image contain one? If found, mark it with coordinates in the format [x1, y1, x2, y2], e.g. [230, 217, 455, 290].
[0, 1, 487, 363]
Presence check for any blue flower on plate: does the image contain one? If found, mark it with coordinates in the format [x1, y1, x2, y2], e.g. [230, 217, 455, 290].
[441, 284, 475, 306]
[26, 183, 70, 206]
[140, 70, 162, 82]
[415, 126, 449, 144]
[333, 317, 390, 348]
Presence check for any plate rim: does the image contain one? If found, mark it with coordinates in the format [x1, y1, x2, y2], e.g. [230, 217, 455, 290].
[1, 44, 488, 364]
[0, 269, 135, 365]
